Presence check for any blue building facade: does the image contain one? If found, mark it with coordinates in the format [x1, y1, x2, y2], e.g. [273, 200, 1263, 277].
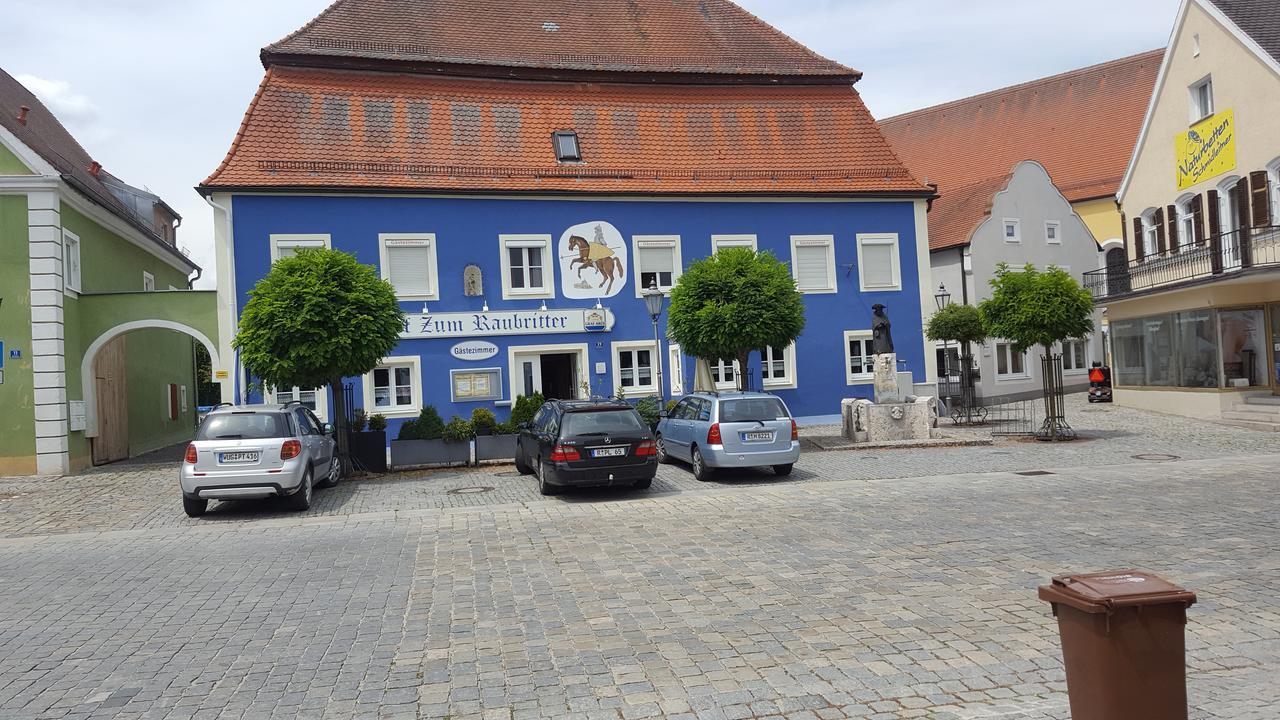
[224, 193, 932, 435]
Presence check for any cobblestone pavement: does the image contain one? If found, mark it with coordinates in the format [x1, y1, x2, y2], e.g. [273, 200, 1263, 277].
[0, 397, 1277, 719]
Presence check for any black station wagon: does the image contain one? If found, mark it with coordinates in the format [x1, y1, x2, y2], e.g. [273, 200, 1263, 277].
[514, 399, 658, 495]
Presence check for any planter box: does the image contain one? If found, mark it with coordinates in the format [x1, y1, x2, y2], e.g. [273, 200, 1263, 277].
[349, 430, 387, 473]
[390, 438, 471, 468]
[476, 434, 518, 462]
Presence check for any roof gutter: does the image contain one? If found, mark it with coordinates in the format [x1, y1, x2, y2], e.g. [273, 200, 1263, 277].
[196, 184, 936, 200]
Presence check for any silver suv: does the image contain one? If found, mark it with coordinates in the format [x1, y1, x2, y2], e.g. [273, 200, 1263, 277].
[179, 403, 340, 517]
[655, 392, 800, 481]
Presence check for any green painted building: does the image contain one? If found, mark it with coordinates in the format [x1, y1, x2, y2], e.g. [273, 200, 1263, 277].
[1, 68, 219, 475]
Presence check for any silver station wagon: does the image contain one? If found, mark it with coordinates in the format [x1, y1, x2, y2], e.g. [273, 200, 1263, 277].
[655, 392, 800, 480]
[179, 403, 340, 517]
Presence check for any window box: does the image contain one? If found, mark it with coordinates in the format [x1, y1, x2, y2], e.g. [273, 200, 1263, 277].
[389, 437, 470, 469]
[475, 433, 519, 462]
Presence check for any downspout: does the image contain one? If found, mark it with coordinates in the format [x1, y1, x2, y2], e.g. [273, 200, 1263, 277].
[203, 194, 243, 404]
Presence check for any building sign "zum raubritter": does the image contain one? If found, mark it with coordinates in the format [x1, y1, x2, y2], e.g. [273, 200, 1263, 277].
[400, 309, 614, 339]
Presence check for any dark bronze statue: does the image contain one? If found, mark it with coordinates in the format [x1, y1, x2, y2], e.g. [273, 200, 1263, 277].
[871, 304, 894, 355]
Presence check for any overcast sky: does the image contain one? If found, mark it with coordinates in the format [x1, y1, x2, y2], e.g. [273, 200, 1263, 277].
[1, 0, 1177, 288]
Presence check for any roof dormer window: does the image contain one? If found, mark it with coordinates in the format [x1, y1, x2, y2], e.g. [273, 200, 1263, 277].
[553, 131, 581, 162]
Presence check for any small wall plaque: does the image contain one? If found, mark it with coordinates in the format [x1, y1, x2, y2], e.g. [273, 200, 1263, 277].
[463, 265, 483, 296]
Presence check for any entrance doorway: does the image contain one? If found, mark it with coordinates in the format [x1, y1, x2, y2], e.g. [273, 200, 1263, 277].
[92, 334, 129, 464]
[511, 345, 587, 400]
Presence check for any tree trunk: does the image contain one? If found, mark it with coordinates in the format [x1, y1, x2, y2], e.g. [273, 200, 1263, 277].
[329, 377, 352, 472]
[736, 349, 751, 392]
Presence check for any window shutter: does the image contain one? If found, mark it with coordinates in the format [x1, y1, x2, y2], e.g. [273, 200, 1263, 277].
[794, 243, 830, 290]
[1166, 204, 1179, 253]
[1191, 194, 1205, 244]
[1235, 177, 1252, 230]
[1207, 190, 1221, 237]
[861, 243, 895, 287]
[386, 243, 433, 296]
[1120, 212, 1128, 249]
[1133, 217, 1145, 260]
[1153, 207, 1166, 254]
[1250, 170, 1272, 227]
[638, 244, 674, 277]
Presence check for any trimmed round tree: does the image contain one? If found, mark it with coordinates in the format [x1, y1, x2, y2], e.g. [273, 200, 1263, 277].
[667, 247, 805, 391]
[979, 263, 1094, 439]
[234, 248, 405, 466]
[926, 303, 987, 348]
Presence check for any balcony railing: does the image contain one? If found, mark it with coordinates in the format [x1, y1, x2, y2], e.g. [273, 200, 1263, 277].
[1084, 225, 1280, 300]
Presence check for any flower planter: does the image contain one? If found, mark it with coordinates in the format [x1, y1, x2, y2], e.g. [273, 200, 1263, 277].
[349, 430, 388, 473]
[475, 434, 518, 462]
[390, 438, 471, 468]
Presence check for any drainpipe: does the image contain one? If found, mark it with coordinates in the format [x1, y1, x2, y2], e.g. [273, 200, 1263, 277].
[203, 194, 243, 404]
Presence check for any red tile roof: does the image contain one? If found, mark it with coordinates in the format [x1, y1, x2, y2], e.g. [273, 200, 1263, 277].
[879, 50, 1162, 251]
[263, 0, 857, 80]
[200, 66, 928, 195]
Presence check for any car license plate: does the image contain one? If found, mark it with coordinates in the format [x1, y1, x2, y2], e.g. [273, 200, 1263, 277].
[218, 451, 260, 464]
[744, 431, 774, 442]
[591, 447, 627, 458]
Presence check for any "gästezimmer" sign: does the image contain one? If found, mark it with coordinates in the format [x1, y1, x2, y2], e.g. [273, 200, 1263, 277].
[399, 309, 614, 339]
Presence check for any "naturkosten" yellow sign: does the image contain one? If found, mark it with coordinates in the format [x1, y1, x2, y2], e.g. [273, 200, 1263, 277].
[1176, 109, 1236, 190]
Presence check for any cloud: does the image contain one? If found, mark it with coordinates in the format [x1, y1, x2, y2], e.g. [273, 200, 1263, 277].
[14, 73, 111, 143]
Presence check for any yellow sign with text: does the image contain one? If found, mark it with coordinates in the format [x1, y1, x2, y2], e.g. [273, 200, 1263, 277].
[1176, 109, 1236, 190]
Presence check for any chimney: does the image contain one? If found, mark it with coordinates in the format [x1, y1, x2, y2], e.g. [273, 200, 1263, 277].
[88, 161, 102, 178]
[17, 106, 30, 125]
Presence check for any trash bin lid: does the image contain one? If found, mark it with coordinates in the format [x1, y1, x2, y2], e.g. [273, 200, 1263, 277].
[1037, 569, 1196, 614]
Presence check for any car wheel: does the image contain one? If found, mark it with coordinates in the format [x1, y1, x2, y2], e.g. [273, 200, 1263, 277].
[183, 496, 207, 517]
[318, 455, 342, 488]
[691, 446, 712, 482]
[633, 477, 653, 490]
[514, 441, 533, 475]
[286, 468, 313, 511]
[773, 463, 794, 476]
[536, 457, 559, 496]
[655, 435, 669, 464]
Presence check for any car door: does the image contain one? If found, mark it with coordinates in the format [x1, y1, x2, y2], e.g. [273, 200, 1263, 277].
[305, 408, 334, 466]
[661, 398, 692, 460]
[293, 409, 321, 470]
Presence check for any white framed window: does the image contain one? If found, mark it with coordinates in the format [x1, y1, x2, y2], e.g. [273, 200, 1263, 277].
[1142, 211, 1160, 258]
[379, 233, 439, 301]
[995, 342, 1029, 379]
[180, 385, 188, 413]
[632, 235, 682, 296]
[711, 357, 740, 390]
[1002, 218, 1021, 243]
[668, 343, 685, 396]
[1189, 75, 1214, 123]
[1061, 339, 1088, 373]
[270, 385, 329, 422]
[270, 233, 330, 262]
[1176, 195, 1197, 248]
[711, 234, 757, 253]
[760, 344, 796, 389]
[844, 331, 875, 385]
[790, 235, 836, 293]
[362, 356, 422, 418]
[499, 234, 554, 299]
[1044, 221, 1061, 245]
[62, 229, 81, 294]
[611, 340, 658, 396]
[142, 271, 155, 292]
[855, 233, 901, 292]
[1268, 159, 1280, 223]
[451, 368, 502, 402]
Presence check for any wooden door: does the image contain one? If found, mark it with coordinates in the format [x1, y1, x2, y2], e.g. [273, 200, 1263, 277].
[92, 335, 129, 464]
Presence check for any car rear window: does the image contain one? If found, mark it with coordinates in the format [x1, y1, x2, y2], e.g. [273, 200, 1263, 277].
[562, 409, 647, 436]
[719, 398, 790, 423]
[197, 413, 289, 440]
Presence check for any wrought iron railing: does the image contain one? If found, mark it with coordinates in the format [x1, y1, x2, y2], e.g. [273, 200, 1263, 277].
[1083, 225, 1280, 300]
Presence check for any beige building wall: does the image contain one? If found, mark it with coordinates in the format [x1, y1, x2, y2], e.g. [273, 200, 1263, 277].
[1072, 197, 1122, 247]
[1119, 0, 1280, 241]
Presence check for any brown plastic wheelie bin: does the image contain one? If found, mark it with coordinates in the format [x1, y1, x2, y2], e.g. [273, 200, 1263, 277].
[1038, 570, 1196, 720]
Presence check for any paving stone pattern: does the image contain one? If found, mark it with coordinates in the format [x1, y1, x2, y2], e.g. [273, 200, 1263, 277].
[0, 397, 1277, 719]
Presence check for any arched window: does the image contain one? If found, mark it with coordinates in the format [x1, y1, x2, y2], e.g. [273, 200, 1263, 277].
[1140, 208, 1160, 258]
[1175, 193, 1197, 249]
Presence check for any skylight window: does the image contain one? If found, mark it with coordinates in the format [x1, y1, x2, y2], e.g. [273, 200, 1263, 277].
[553, 131, 581, 162]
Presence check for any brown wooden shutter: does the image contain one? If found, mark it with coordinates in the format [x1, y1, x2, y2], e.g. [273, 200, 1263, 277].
[1237, 177, 1254, 267]
[1251, 170, 1272, 227]
[1207, 190, 1221, 237]
[1154, 207, 1167, 254]
[1133, 216, 1146, 260]
[1191, 194, 1205, 244]
[1166, 204, 1180, 253]
[1121, 211, 1128, 250]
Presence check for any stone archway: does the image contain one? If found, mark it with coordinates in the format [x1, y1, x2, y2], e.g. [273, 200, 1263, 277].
[81, 320, 221, 438]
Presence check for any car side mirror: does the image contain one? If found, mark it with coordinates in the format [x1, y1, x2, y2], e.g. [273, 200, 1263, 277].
[322, 423, 334, 435]
[658, 411, 668, 419]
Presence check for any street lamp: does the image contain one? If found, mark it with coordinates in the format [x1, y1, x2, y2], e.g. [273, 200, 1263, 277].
[934, 282, 951, 310]
[642, 280, 665, 400]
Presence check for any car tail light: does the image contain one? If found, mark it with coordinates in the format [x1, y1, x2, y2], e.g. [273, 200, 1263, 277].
[707, 423, 722, 445]
[791, 419, 799, 441]
[280, 439, 302, 460]
[550, 444, 580, 462]
[636, 440, 657, 456]
[184, 443, 198, 464]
